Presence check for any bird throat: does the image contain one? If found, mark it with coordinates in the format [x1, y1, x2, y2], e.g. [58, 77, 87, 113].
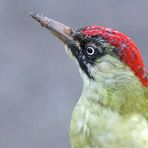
[70, 55, 146, 148]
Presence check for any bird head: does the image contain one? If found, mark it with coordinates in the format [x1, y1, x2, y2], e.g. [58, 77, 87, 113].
[31, 13, 148, 87]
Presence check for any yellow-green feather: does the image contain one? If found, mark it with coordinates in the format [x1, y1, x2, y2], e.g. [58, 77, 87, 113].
[70, 55, 148, 148]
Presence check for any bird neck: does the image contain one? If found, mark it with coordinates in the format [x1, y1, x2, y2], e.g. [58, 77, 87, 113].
[78, 58, 144, 114]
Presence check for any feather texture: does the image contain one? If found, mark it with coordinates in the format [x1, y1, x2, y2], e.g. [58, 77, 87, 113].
[70, 55, 148, 148]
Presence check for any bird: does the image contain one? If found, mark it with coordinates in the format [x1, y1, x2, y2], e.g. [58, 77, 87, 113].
[30, 13, 148, 148]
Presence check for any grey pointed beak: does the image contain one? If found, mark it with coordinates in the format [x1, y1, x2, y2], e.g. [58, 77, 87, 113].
[30, 13, 76, 45]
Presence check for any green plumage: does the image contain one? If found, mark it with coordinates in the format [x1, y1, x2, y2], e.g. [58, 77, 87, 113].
[70, 55, 148, 148]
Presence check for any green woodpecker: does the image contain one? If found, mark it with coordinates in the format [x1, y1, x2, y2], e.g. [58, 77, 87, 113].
[31, 13, 148, 148]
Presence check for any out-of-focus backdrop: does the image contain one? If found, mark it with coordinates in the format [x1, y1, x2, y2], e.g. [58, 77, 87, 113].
[0, 0, 148, 148]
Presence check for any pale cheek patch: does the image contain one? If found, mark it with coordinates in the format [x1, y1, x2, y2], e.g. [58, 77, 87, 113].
[97, 61, 115, 72]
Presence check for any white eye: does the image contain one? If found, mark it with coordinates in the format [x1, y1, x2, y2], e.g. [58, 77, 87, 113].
[86, 46, 95, 55]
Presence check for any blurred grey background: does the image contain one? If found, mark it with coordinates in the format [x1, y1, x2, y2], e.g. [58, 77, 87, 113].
[0, 0, 148, 148]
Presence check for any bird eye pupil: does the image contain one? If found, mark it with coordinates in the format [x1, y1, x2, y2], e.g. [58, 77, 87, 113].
[86, 47, 95, 55]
